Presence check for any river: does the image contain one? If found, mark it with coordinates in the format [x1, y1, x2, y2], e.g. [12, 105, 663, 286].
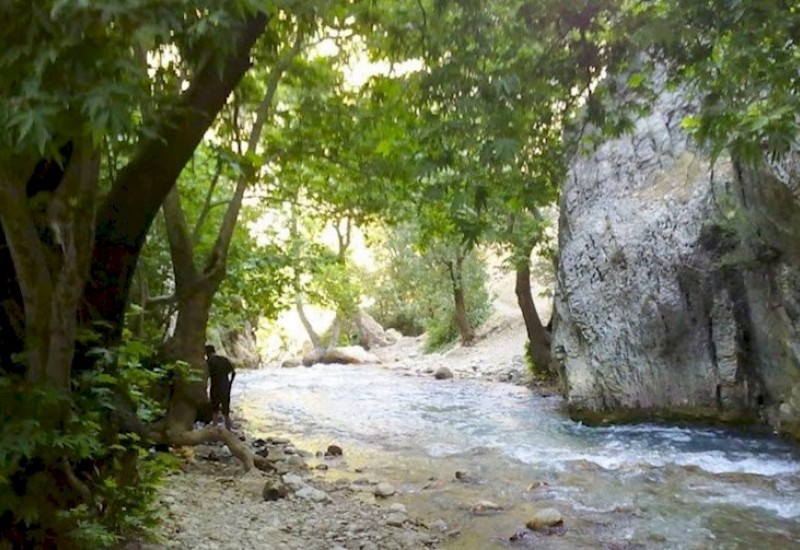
[233, 365, 800, 549]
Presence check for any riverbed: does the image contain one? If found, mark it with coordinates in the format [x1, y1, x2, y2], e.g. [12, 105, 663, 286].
[234, 365, 800, 549]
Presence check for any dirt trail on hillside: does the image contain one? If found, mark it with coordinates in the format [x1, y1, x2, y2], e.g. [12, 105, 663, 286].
[372, 264, 552, 385]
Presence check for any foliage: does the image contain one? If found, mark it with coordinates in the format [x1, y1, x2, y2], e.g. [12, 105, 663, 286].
[634, 0, 800, 163]
[0, 338, 180, 548]
[423, 249, 491, 351]
[0, 0, 264, 164]
[366, 225, 490, 350]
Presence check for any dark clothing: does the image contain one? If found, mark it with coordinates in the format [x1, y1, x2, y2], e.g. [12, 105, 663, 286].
[207, 354, 235, 416]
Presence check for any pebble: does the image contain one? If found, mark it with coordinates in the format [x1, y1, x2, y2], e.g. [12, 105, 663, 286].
[150, 445, 440, 550]
[295, 486, 331, 503]
[374, 482, 396, 497]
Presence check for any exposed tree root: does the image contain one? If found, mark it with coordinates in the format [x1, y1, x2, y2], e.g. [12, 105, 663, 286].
[60, 458, 92, 502]
[166, 426, 274, 472]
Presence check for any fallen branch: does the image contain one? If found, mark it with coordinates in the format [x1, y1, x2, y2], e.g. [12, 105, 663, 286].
[167, 426, 273, 472]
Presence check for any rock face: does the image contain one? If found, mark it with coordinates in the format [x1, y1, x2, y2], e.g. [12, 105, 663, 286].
[552, 81, 800, 436]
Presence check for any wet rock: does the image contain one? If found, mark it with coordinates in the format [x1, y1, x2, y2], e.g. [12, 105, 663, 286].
[263, 480, 291, 501]
[434, 366, 453, 380]
[325, 444, 344, 457]
[267, 436, 291, 445]
[455, 470, 478, 483]
[526, 480, 549, 491]
[430, 519, 448, 532]
[374, 482, 396, 498]
[526, 508, 563, 530]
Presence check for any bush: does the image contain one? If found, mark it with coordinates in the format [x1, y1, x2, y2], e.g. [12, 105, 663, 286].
[0, 340, 179, 548]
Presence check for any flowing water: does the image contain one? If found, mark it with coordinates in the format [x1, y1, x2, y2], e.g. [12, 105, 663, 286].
[234, 365, 800, 549]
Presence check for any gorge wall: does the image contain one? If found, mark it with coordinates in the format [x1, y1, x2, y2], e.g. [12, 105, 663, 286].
[551, 84, 800, 437]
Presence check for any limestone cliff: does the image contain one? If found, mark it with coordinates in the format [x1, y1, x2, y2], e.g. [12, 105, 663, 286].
[552, 84, 800, 436]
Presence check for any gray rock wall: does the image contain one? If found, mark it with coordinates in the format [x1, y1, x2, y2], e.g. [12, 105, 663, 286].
[552, 86, 800, 434]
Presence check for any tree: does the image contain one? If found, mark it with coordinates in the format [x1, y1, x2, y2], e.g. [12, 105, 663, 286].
[264, 55, 421, 354]
[361, 0, 620, 363]
[0, 2, 268, 544]
[156, 21, 305, 439]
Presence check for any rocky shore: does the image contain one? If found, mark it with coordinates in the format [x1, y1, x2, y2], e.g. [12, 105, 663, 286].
[143, 437, 444, 550]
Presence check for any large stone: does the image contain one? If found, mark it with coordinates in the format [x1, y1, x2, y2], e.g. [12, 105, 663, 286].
[262, 480, 291, 501]
[553, 70, 800, 435]
[374, 482, 396, 498]
[526, 508, 563, 530]
[355, 310, 399, 349]
[295, 486, 331, 503]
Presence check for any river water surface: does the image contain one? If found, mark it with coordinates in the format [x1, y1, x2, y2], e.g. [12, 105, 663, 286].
[234, 365, 800, 549]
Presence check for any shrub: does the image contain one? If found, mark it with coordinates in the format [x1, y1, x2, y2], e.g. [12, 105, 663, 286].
[0, 339, 179, 548]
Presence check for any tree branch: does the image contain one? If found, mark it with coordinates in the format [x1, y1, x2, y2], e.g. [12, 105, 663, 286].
[167, 426, 274, 472]
[85, 12, 269, 337]
[162, 187, 200, 292]
[190, 155, 224, 245]
[46, 141, 101, 389]
[0, 172, 53, 382]
[205, 26, 305, 277]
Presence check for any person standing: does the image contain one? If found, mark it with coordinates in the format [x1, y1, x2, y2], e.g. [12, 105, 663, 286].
[205, 344, 236, 430]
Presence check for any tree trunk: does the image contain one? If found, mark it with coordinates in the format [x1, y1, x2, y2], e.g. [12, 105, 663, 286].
[515, 261, 552, 371]
[448, 257, 475, 345]
[162, 288, 215, 434]
[296, 293, 324, 351]
[0, 141, 100, 388]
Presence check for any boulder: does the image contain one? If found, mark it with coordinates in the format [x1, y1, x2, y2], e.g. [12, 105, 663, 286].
[553, 69, 800, 434]
[526, 508, 563, 530]
[355, 310, 399, 349]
